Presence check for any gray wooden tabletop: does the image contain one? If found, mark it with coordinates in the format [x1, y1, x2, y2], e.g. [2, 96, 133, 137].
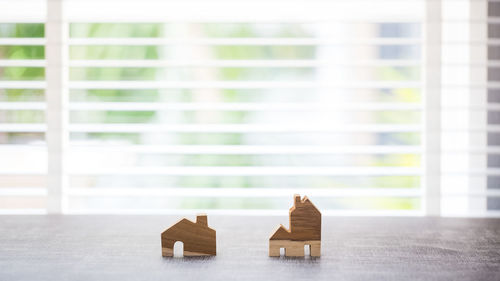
[0, 215, 499, 281]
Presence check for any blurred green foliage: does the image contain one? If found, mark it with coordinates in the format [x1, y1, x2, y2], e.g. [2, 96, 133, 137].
[0, 67, 44, 80]
[70, 46, 160, 60]
[0, 23, 44, 37]
[0, 110, 44, 123]
[70, 23, 315, 38]
[71, 23, 163, 38]
[0, 89, 44, 101]
[0, 24, 45, 126]
[0, 46, 44, 59]
[214, 45, 315, 60]
[69, 67, 314, 81]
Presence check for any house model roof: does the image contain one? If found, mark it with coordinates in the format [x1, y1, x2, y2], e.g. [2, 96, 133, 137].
[270, 194, 321, 241]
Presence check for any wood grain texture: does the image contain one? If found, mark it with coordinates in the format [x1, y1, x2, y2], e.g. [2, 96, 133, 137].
[269, 194, 322, 257]
[161, 214, 216, 257]
[0, 216, 499, 281]
[269, 240, 320, 257]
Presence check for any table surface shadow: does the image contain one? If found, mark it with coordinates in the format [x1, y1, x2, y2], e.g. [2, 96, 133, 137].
[0, 215, 499, 281]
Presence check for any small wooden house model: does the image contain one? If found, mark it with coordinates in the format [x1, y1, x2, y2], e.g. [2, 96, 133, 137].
[269, 194, 321, 257]
[161, 214, 216, 257]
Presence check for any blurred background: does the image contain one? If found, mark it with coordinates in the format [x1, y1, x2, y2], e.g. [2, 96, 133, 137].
[0, 0, 498, 216]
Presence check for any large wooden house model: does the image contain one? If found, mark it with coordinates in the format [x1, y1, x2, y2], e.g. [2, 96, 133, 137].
[269, 194, 321, 257]
[161, 214, 216, 257]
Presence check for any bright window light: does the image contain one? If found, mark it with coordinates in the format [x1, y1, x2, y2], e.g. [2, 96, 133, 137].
[0, 0, 497, 216]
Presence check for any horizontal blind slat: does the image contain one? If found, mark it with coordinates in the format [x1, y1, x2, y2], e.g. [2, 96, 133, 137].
[67, 102, 423, 111]
[0, 59, 45, 67]
[68, 38, 421, 45]
[0, 124, 45, 132]
[68, 59, 421, 68]
[0, 102, 45, 110]
[68, 166, 423, 176]
[6, 144, 500, 154]
[67, 124, 423, 133]
[66, 187, 423, 198]
[0, 188, 47, 196]
[0, 38, 46, 45]
[0, 81, 46, 89]
[68, 145, 423, 154]
[68, 81, 423, 89]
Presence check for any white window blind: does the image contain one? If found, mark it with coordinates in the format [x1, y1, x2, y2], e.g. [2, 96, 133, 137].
[61, 0, 426, 215]
[489, 0, 500, 213]
[0, 0, 46, 214]
[440, 0, 499, 217]
[0, 0, 496, 216]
